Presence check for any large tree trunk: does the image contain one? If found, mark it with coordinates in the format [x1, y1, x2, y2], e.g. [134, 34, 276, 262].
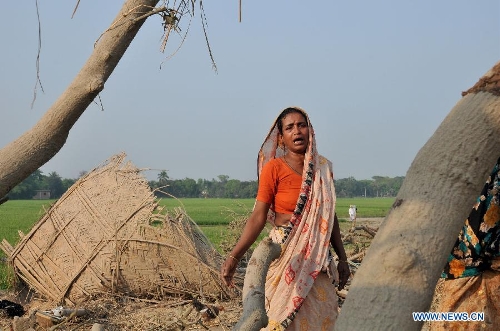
[335, 61, 500, 330]
[233, 237, 281, 331]
[0, 0, 160, 199]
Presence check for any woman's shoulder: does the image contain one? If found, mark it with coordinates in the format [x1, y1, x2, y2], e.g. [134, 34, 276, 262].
[263, 157, 284, 168]
[260, 158, 285, 178]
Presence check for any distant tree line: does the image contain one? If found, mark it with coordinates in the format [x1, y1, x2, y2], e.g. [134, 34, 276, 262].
[7, 169, 404, 200]
[150, 172, 259, 199]
[7, 169, 76, 200]
[334, 176, 405, 198]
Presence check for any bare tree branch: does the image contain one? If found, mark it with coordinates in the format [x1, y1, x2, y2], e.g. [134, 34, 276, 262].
[0, 0, 162, 199]
[31, 0, 45, 109]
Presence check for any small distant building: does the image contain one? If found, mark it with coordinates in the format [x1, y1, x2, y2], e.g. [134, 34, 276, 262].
[33, 190, 51, 200]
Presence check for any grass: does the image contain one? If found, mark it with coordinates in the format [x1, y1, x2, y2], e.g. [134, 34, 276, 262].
[159, 197, 394, 223]
[0, 199, 56, 244]
[0, 197, 393, 249]
[335, 197, 394, 219]
[0, 197, 393, 289]
[0, 199, 57, 288]
[159, 198, 256, 225]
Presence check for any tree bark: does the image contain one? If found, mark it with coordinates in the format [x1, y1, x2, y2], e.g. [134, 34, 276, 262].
[0, 0, 160, 199]
[233, 237, 281, 331]
[335, 61, 500, 330]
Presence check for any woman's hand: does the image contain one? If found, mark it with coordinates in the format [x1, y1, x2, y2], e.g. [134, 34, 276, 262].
[220, 201, 270, 287]
[220, 256, 239, 287]
[220, 202, 270, 287]
[337, 260, 350, 290]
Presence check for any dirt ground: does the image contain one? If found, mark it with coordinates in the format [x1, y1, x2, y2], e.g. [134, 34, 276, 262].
[0, 288, 243, 331]
[4, 217, 444, 331]
[352, 217, 384, 225]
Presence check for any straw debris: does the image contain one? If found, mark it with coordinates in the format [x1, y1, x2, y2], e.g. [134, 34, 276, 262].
[1, 153, 246, 329]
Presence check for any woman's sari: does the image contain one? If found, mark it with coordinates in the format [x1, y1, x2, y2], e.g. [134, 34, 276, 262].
[257, 107, 339, 330]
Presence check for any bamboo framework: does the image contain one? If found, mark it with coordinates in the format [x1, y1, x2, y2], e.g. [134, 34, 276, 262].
[1, 153, 231, 304]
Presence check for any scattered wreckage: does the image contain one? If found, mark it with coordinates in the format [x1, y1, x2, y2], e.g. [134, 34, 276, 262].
[1, 153, 233, 306]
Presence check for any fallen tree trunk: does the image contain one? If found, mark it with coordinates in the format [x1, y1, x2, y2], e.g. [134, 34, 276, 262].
[354, 225, 377, 238]
[347, 251, 365, 263]
[232, 237, 281, 331]
[336, 61, 500, 330]
[0, 0, 161, 199]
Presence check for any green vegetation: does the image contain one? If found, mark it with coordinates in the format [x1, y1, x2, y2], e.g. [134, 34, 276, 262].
[8, 170, 74, 200]
[10, 167, 403, 200]
[0, 197, 393, 289]
[335, 176, 404, 198]
[0, 199, 57, 288]
[159, 197, 394, 224]
[152, 176, 403, 199]
[0, 200, 56, 244]
[0, 197, 392, 249]
[159, 198, 255, 225]
[335, 197, 394, 219]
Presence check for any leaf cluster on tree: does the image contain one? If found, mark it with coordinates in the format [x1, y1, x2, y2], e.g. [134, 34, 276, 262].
[8, 170, 76, 199]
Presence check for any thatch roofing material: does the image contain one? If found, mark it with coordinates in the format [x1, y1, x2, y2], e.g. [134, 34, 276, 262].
[1, 153, 229, 304]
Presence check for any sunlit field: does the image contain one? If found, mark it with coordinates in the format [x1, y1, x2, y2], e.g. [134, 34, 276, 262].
[159, 197, 394, 223]
[0, 197, 393, 247]
[0, 197, 393, 288]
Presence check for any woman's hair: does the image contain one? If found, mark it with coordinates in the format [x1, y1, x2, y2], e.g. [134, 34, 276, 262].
[276, 107, 308, 134]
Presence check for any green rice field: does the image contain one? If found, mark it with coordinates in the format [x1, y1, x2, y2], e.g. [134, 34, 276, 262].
[0, 197, 394, 289]
[159, 197, 393, 224]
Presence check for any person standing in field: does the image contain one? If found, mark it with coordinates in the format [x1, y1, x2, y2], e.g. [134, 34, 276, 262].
[220, 107, 349, 330]
[348, 205, 357, 222]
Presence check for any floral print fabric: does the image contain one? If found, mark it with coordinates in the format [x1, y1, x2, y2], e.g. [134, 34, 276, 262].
[431, 260, 500, 331]
[430, 159, 500, 331]
[442, 158, 500, 279]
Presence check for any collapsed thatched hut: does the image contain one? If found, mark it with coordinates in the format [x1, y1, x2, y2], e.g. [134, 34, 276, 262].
[1, 153, 231, 305]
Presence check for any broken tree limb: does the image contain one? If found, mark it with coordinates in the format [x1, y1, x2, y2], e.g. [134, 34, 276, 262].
[232, 237, 281, 331]
[0, 0, 161, 199]
[356, 232, 375, 240]
[353, 226, 377, 238]
[347, 251, 365, 263]
[363, 225, 378, 236]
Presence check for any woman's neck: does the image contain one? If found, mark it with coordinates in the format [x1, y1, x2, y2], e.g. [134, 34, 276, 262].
[283, 152, 304, 176]
[285, 151, 305, 163]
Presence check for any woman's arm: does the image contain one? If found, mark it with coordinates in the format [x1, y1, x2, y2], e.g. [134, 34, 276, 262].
[330, 213, 350, 290]
[220, 200, 270, 287]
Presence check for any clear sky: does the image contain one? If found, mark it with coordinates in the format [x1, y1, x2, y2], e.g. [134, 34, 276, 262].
[1, 1, 499, 182]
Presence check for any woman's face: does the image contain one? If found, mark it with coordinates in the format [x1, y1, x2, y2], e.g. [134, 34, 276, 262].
[280, 112, 309, 154]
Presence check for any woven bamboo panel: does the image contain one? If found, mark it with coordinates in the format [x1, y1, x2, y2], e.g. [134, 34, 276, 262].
[1, 153, 230, 304]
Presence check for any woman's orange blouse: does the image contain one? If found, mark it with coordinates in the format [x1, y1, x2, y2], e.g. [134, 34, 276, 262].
[256, 158, 301, 214]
